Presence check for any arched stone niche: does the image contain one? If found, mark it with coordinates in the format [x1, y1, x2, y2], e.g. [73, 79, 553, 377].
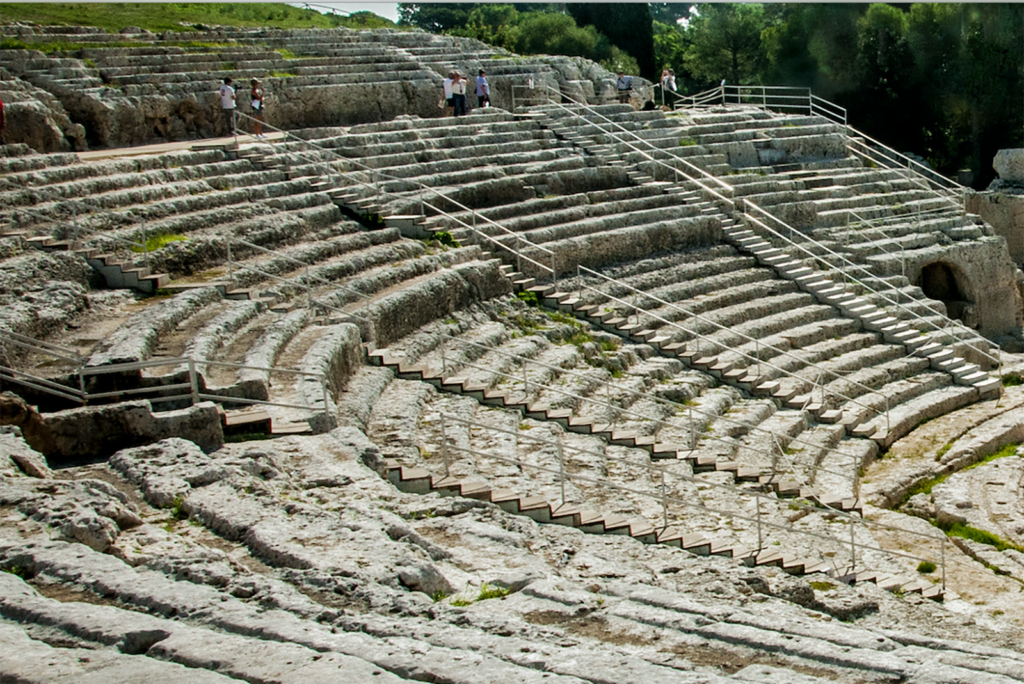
[919, 260, 974, 326]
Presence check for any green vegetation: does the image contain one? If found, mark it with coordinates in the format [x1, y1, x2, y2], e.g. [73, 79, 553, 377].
[937, 521, 1024, 554]
[403, 4, 641, 75]
[130, 232, 187, 253]
[168, 496, 188, 521]
[1002, 373, 1024, 388]
[447, 582, 510, 606]
[268, 70, 297, 78]
[934, 440, 954, 461]
[809, 581, 834, 592]
[431, 590, 449, 602]
[1, 565, 28, 578]
[0, 3, 397, 33]
[906, 442, 1020, 502]
[516, 290, 540, 307]
[679, 138, 698, 147]
[429, 230, 460, 249]
[917, 561, 937, 574]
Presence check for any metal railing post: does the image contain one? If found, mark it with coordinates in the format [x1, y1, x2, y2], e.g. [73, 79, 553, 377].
[441, 413, 451, 478]
[322, 376, 330, 420]
[660, 466, 668, 529]
[188, 359, 199, 405]
[556, 438, 566, 506]
[941, 536, 946, 591]
[850, 518, 857, 572]
[756, 499, 763, 552]
[140, 220, 149, 269]
[225, 237, 234, 289]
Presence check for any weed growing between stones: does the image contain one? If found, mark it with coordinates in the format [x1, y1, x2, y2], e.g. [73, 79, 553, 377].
[679, 137, 697, 147]
[516, 291, 539, 307]
[917, 561, 937, 574]
[809, 581, 834, 592]
[269, 70, 297, 78]
[130, 232, 187, 253]
[1002, 372, 1023, 387]
[428, 231, 460, 248]
[934, 440, 954, 461]
[448, 583, 510, 606]
[937, 521, 1024, 554]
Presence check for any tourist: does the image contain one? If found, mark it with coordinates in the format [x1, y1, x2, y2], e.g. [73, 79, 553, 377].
[451, 72, 468, 117]
[616, 71, 633, 105]
[250, 78, 264, 139]
[219, 77, 236, 136]
[442, 71, 455, 117]
[664, 69, 677, 108]
[475, 69, 490, 109]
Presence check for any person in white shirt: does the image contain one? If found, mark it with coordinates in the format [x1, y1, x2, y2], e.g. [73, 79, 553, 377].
[451, 72, 468, 117]
[219, 77, 236, 136]
[442, 71, 455, 117]
[475, 69, 490, 108]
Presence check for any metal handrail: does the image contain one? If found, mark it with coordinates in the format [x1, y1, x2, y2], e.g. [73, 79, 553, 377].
[576, 82, 994, 369]
[524, 84, 734, 198]
[742, 201, 1001, 374]
[222, 234, 373, 325]
[438, 411, 947, 587]
[0, 191, 153, 268]
[0, 331, 332, 417]
[440, 333, 859, 487]
[577, 265, 889, 429]
[232, 110, 559, 283]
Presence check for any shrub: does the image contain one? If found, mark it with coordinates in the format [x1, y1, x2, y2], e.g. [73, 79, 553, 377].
[917, 561, 937, 574]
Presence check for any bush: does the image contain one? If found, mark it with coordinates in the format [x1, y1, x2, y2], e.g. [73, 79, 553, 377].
[916, 561, 937, 574]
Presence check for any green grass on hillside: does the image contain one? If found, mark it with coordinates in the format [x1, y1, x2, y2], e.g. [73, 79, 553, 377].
[0, 3, 396, 34]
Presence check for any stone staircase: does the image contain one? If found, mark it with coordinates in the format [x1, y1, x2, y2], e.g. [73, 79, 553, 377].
[367, 344, 863, 516]
[383, 458, 946, 600]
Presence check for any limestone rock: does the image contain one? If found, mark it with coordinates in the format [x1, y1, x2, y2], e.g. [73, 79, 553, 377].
[994, 149, 1024, 184]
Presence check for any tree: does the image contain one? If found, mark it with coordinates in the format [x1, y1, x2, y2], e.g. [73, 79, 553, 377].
[449, 4, 522, 52]
[397, 4, 474, 32]
[682, 3, 766, 86]
[567, 3, 656, 77]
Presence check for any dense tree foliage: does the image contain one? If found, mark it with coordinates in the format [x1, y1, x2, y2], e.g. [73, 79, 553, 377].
[566, 4, 656, 77]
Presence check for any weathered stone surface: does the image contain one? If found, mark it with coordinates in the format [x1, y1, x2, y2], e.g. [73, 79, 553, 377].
[994, 149, 1024, 184]
[0, 426, 52, 479]
[35, 400, 223, 460]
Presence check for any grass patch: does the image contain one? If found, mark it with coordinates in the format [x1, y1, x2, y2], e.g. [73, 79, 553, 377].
[917, 561, 937, 574]
[428, 230, 460, 248]
[269, 70, 297, 78]
[679, 137, 698, 147]
[130, 232, 187, 253]
[905, 442, 1019, 503]
[938, 521, 1024, 553]
[0, 3, 397, 34]
[599, 339, 619, 352]
[448, 582, 510, 606]
[1001, 372, 1023, 388]
[809, 581, 834, 592]
[934, 440, 954, 461]
[516, 290, 539, 307]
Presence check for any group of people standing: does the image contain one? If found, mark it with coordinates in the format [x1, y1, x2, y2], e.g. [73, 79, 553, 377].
[218, 76, 265, 138]
[442, 69, 489, 117]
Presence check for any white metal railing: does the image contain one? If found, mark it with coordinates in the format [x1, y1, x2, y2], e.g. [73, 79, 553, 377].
[439, 333, 862, 491]
[742, 201, 1001, 375]
[436, 412, 948, 588]
[0, 188, 156, 270]
[525, 86, 996, 375]
[0, 330, 332, 418]
[576, 265, 890, 431]
[222, 235, 374, 336]
[233, 111, 560, 285]
[678, 84, 848, 125]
